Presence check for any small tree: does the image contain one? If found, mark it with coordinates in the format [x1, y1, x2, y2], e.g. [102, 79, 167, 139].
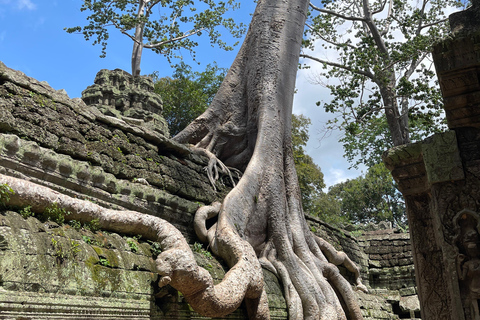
[302, 0, 464, 167]
[153, 62, 227, 136]
[66, 0, 245, 76]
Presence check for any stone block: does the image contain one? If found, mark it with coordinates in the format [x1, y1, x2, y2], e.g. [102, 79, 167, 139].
[422, 131, 464, 184]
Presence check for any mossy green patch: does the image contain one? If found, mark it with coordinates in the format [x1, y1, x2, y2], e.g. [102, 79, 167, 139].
[383, 142, 423, 170]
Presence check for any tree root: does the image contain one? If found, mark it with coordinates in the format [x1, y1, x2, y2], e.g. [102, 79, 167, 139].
[315, 236, 369, 293]
[194, 201, 221, 245]
[194, 196, 366, 320]
[0, 173, 269, 319]
[190, 146, 242, 191]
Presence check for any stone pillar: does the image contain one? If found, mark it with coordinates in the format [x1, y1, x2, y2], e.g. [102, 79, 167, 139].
[384, 3, 480, 320]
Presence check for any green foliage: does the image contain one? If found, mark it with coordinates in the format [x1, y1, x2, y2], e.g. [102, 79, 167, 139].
[314, 163, 405, 226]
[51, 237, 65, 260]
[51, 237, 80, 261]
[70, 240, 81, 258]
[85, 219, 101, 232]
[43, 202, 70, 225]
[148, 240, 162, 258]
[313, 192, 349, 226]
[349, 230, 363, 238]
[0, 183, 14, 207]
[69, 220, 82, 231]
[303, 0, 463, 167]
[291, 114, 325, 213]
[153, 62, 226, 136]
[99, 257, 111, 267]
[82, 235, 93, 245]
[66, 0, 245, 73]
[193, 242, 212, 259]
[127, 238, 139, 253]
[19, 206, 34, 219]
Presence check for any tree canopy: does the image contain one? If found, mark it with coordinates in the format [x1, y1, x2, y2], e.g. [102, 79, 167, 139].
[315, 163, 405, 226]
[66, 0, 245, 76]
[153, 62, 227, 136]
[292, 114, 325, 213]
[302, 0, 464, 167]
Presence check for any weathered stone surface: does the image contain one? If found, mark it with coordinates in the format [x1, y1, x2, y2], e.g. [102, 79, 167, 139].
[307, 216, 419, 319]
[422, 131, 464, 184]
[82, 69, 169, 137]
[449, 0, 480, 35]
[0, 210, 259, 319]
[432, 23, 480, 129]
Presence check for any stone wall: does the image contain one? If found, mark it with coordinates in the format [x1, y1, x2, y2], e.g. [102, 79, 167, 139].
[0, 62, 418, 320]
[307, 216, 419, 320]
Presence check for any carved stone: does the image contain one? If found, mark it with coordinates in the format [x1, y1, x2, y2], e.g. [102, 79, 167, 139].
[82, 69, 169, 137]
[384, 4, 480, 319]
[455, 210, 480, 320]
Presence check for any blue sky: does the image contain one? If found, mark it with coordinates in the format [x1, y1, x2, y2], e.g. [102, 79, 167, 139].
[0, 0, 255, 97]
[0, 0, 363, 187]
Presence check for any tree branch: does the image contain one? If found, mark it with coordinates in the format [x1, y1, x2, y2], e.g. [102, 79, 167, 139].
[378, 0, 394, 36]
[109, 19, 143, 45]
[147, 0, 162, 12]
[305, 24, 356, 51]
[361, 0, 390, 57]
[398, 51, 431, 116]
[419, 17, 449, 31]
[309, 3, 366, 22]
[414, 0, 429, 36]
[300, 53, 376, 81]
[403, 51, 429, 81]
[144, 28, 206, 49]
[372, 0, 388, 15]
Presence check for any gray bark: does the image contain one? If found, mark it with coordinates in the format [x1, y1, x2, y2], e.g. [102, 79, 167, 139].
[131, 0, 147, 77]
[175, 0, 366, 318]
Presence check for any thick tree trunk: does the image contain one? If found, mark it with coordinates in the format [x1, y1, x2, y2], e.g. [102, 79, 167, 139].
[174, 0, 366, 318]
[378, 72, 410, 146]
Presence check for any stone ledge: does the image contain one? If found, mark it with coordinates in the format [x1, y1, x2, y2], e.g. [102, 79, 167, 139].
[0, 134, 203, 241]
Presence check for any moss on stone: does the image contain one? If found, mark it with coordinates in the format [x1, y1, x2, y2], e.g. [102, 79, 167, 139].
[382, 142, 423, 171]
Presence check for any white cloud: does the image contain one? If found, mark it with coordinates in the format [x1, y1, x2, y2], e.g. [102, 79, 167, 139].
[17, 0, 36, 10]
[329, 168, 348, 185]
[0, 0, 36, 10]
[293, 66, 365, 189]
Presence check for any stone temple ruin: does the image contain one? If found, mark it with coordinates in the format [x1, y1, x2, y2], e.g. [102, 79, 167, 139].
[2, 3, 479, 319]
[383, 2, 480, 320]
[0, 63, 419, 318]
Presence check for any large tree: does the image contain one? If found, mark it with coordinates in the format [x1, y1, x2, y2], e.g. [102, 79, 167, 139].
[302, 0, 463, 167]
[173, 0, 367, 317]
[4, 0, 367, 319]
[153, 67, 325, 209]
[66, 0, 244, 76]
